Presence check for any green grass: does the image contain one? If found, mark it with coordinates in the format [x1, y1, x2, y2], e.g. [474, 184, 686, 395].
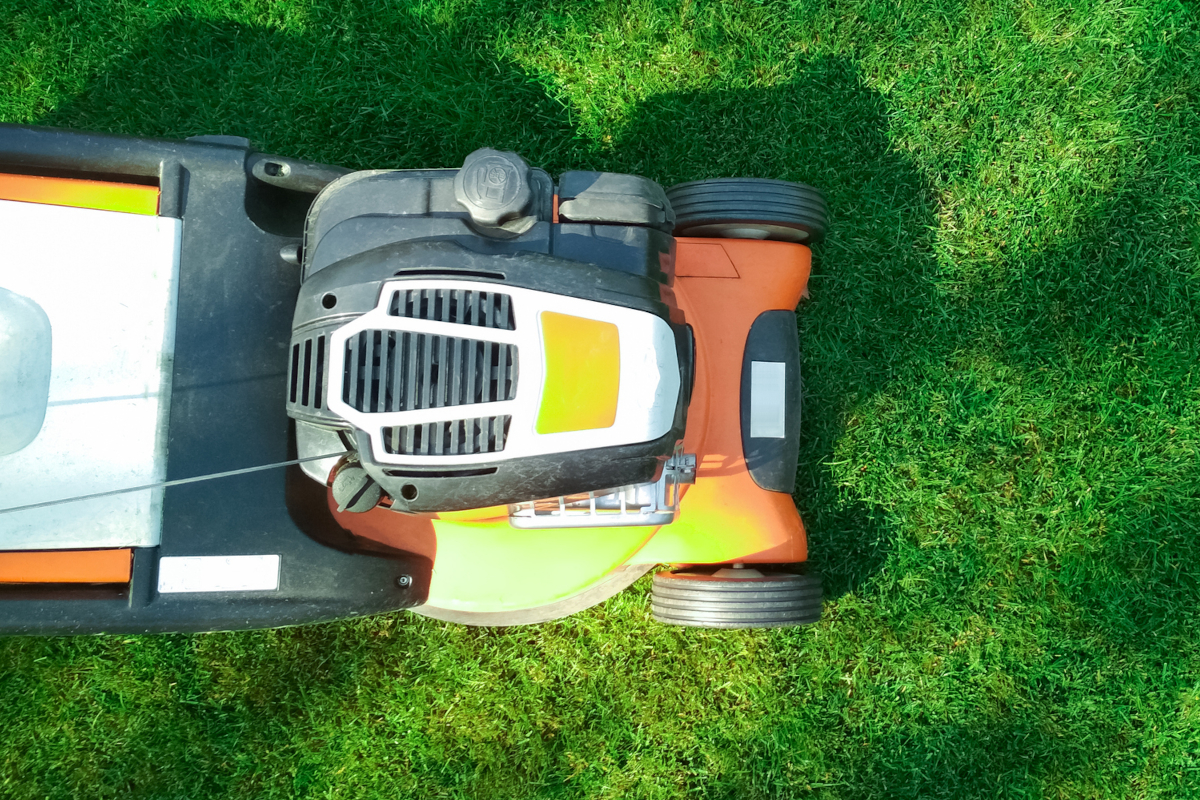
[2, 0, 1200, 797]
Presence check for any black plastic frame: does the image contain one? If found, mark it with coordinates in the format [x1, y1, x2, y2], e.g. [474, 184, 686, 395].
[0, 124, 424, 635]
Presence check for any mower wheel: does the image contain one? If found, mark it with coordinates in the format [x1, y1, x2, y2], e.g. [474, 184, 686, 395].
[666, 178, 827, 244]
[651, 566, 822, 629]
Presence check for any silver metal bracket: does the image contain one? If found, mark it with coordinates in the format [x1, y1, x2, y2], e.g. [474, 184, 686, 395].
[508, 447, 696, 529]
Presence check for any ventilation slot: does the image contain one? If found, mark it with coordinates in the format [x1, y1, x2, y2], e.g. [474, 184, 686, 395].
[288, 335, 327, 409]
[342, 331, 517, 414]
[382, 415, 512, 456]
[388, 288, 515, 330]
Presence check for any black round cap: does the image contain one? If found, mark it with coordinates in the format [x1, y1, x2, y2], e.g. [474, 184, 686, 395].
[454, 148, 533, 227]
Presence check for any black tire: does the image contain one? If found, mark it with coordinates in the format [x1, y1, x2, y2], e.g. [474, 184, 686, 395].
[666, 178, 828, 244]
[651, 566, 822, 629]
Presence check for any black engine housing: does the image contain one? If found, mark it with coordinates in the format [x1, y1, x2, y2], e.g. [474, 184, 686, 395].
[286, 152, 692, 513]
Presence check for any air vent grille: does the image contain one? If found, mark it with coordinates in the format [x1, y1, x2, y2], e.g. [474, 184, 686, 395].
[382, 415, 512, 456]
[388, 288, 515, 331]
[342, 331, 517, 413]
[288, 335, 327, 409]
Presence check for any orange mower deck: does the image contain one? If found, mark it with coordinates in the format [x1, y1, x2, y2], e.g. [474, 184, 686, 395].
[330, 238, 812, 618]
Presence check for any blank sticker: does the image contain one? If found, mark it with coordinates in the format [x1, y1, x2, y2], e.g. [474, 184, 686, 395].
[750, 361, 787, 439]
[158, 555, 280, 593]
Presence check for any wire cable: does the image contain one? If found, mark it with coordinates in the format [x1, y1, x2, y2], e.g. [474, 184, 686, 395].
[0, 452, 345, 515]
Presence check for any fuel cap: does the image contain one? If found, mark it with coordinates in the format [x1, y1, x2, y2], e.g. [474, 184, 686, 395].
[454, 148, 533, 228]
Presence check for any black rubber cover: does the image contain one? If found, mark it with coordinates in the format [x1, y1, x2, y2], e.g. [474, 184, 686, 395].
[740, 310, 803, 494]
[302, 169, 671, 284]
[557, 171, 675, 232]
[302, 168, 554, 275]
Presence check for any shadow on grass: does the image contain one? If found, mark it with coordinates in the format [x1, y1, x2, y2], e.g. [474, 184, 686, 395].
[610, 59, 941, 600]
[6, 5, 1200, 800]
[607, 56, 1200, 800]
[35, 12, 580, 170]
[612, 57, 1200, 652]
[1008, 183, 1200, 654]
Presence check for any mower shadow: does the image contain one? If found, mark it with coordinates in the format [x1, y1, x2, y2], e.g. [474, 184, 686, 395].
[611, 60, 1200, 799]
[614, 57, 1200, 658]
[610, 59, 938, 600]
[34, 13, 581, 171]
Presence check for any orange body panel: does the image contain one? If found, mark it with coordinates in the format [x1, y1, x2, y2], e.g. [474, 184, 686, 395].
[0, 173, 159, 215]
[0, 549, 132, 584]
[635, 238, 811, 565]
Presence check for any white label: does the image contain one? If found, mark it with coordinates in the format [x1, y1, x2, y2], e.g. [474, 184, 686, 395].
[750, 361, 787, 439]
[158, 555, 280, 593]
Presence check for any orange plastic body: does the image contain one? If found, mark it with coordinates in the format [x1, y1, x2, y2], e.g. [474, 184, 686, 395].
[635, 239, 811, 564]
[0, 173, 159, 215]
[0, 549, 132, 584]
[330, 238, 811, 612]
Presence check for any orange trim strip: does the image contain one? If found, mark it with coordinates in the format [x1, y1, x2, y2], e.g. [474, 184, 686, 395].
[0, 173, 159, 215]
[0, 549, 133, 584]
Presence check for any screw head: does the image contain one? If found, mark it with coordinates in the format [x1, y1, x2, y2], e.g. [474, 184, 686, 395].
[396, 575, 413, 588]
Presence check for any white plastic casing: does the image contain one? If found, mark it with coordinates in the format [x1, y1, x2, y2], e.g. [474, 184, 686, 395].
[325, 280, 681, 466]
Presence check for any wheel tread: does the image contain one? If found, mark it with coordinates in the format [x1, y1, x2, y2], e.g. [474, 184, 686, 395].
[667, 177, 829, 244]
[650, 570, 822, 629]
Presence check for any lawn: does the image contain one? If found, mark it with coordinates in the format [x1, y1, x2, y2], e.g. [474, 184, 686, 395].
[2, 0, 1199, 797]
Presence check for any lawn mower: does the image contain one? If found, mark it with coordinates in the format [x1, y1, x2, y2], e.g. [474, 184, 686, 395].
[0, 124, 827, 634]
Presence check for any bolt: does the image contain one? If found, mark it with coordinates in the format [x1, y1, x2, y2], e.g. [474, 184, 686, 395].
[396, 575, 413, 588]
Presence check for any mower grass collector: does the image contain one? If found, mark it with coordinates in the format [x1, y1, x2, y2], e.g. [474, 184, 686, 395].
[0, 125, 827, 634]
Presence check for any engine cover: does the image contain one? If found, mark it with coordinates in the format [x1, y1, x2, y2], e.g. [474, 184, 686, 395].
[287, 250, 686, 512]
[285, 152, 691, 513]
[284, 149, 691, 513]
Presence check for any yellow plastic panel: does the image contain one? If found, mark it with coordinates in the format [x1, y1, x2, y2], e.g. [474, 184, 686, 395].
[427, 518, 654, 612]
[536, 311, 620, 433]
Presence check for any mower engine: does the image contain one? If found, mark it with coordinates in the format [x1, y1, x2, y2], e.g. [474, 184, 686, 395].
[285, 149, 695, 522]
